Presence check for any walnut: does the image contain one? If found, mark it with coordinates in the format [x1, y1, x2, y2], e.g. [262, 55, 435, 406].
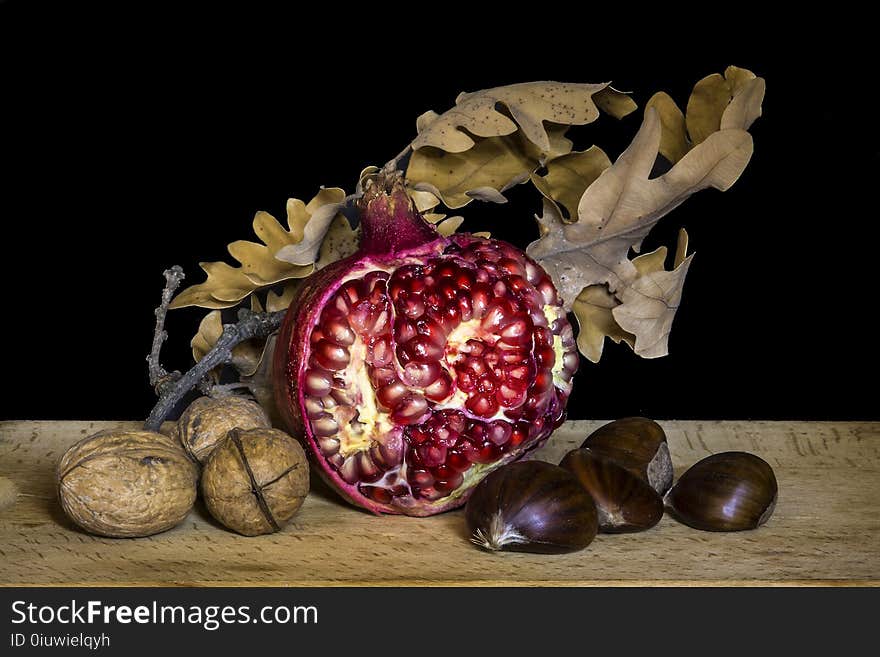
[56, 430, 198, 538]
[177, 395, 270, 464]
[201, 428, 309, 536]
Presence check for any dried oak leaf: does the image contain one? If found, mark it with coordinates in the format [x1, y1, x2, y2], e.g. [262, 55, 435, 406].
[531, 146, 613, 222]
[528, 76, 757, 360]
[646, 65, 765, 164]
[189, 205, 361, 378]
[407, 128, 572, 209]
[170, 188, 346, 309]
[571, 284, 635, 363]
[406, 81, 634, 209]
[411, 81, 632, 153]
[613, 229, 692, 359]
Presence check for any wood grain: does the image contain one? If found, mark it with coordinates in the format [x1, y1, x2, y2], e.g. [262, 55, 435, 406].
[1, 420, 878, 586]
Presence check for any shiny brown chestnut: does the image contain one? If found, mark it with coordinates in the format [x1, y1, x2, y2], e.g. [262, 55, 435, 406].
[466, 461, 598, 554]
[664, 451, 778, 531]
[560, 448, 664, 533]
[581, 417, 673, 494]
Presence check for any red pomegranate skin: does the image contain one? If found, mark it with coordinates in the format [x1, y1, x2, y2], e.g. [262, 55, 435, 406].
[273, 177, 578, 515]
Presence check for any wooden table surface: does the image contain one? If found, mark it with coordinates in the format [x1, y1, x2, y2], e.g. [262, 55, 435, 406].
[1, 419, 878, 586]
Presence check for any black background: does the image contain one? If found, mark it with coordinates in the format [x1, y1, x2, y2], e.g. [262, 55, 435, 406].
[1, 7, 875, 422]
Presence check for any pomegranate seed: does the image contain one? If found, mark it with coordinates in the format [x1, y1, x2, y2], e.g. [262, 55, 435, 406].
[407, 427, 430, 445]
[402, 297, 425, 318]
[376, 434, 404, 467]
[409, 468, 434, 487]
[312, 416, 339, 437]
[525, 261, 541, 284]
[506, 275, 530, 294]
[394, 317, 417, 342]
[447, 449, 470, 472]
[434, 474, 463, 494]
[510, 424, 528, 447]
[358, 452, 382, 483]
[323, 315, 356, 346]
[392, 394, 428, 424]
[458, 440, 482, 463]
[535, 345, 555, 368]
[456, 370, 476, 392]
[338, 455, 360, 483]
[406, 336, 444, 362]
[424, 372, 453, 402]
[415, 315, 446, 341]
[304, 369, 332, 396]
[416, 486, 444, 501]
[508, 365, 530, 381]
[435, 263, 458, 278]
[313, 339, 350, 370]
[377, 381, 408, 409]
[439, 303, 461, 333]
[370, 309, 390, 334]
[317, 436, 340, 455]
[474, 443, 501, 464]
[433, 424, 458, 447]
[465, 339, 485, 356]
[487, 421, 512, 445]
[348, 301, 373, 333]
[534, 327, 553, 346]
[481, 299, 516, 332]
[341, 281, 362, 304]
[445, 411, 467, 433]
[497, 383, 527, 408]
[465, 356, 487, 377]
[417, 444, 446, 468]
[537, 279, 557, 305]
[304, 396, 324, 419]
[533, 370, 553, 393]
[389, 278, 406, 300]
[471, 283, 493, 318]
[499, 317, 531, 346]
[454, 271, 474, 289]
[477, 377, 496, 394]
[360, 485, 393, 505]
[369, 337, 393, 367]
[403, 361, 442, 387]
[499, 258, 526, 277]
[457, 293, 473, 321]
[466, 393, 498, 418]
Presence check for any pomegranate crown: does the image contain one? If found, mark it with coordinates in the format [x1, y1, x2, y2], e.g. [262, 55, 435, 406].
[357, 171, 439, 255]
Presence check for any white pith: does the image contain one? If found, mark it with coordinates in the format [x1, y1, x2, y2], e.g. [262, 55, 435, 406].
[543, 304, 572, 393]
[334, 340, 393, 458]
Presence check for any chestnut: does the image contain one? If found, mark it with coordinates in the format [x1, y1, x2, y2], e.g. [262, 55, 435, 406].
[664, 451, 778, 531]
[560, 448, 664, 533]
[466, 461, 598, 554]
[581, 417, 673, 494]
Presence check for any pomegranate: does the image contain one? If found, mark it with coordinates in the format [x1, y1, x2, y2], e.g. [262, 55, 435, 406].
[273, 173, 578, 515]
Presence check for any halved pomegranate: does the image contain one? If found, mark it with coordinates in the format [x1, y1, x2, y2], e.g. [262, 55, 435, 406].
[273, 173, 578, 515]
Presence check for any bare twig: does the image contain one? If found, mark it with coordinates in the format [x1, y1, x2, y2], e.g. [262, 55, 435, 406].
[147, 266, 185, 396]
[144, 308, 286, 431]
[382, 144, 412, 175]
